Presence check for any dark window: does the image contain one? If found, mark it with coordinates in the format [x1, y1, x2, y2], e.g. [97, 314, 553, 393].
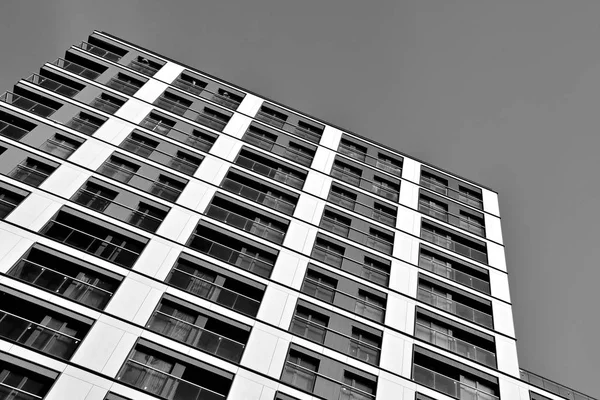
[376, 153, 402, 176]
[9, 158, 55, 187]
[107, 72, 144, 95]
[372, 176, 399, 201]
[339, 139, 367, 161]
[356, 289, 386, 322]
[173, 73, 207, 96]
[196, 107, 229, 131]
[73, 181, 119, 212]
[85, 36, 128, 60]
[282, 350, 319, 392]
[90, 93, 125, 114]
[156, 91, 192, 115]
[290, 306, 329, 343]
[0, 110, 36, 140]
[169, 151, 201, 175]
[213, 88, 243, 109]
[243, 125, 277, 150]
[328, 184, 357, 210]
[332, 160, 362, 186]
[98, 156, 140, 183]
[343, 371, 376, 397]
[39, 133, 82, 159]
[150, 174, 186, 202]
[0, 357, 55, 399]
[140, 112, 176, 135]
[121, 132, 160, 158]
[128, 56, 162, 76]
[34, 70, 85, 97]
[301, 270, 337, 303]
[256, 106, 288, 129]
[129, 202, 167, 232]
[65, 112, 105, 135]
[311, 238, 345, 268]
[0, 182, 28, 219]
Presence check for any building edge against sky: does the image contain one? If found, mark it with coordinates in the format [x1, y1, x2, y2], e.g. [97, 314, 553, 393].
[0, 30, 592, 400]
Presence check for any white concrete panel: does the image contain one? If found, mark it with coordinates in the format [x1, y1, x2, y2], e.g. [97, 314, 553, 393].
[492, 299, 516, 338]
[210, 135, 243, 161]
[241, 328, 279, 375]
[5, 192, 61, 231]
[228, 375, 265, 400]
[62, 365, 113, 390]
[45, 374, 93, 400]
[499, 377, 524, 400]
[177, 179, 215, 213]
[101, 332, 138, 377]
[389, 259, 411, 296]
[401, 340, 414, 377]
[482, 188, 501, 217]
[133, 79, 169, 103]
[132, 287, 165, 326]
[271, 249, 304, 287]
[223, 113, 253, 139]
[71, 321, 125, 373]
[92, 117, 135, 146]
[396, 207, 418, 236]
[131, 238, 178, 277]
[114, 97, 155, 125]
[283, 220, 318, 255]
[311, 146, 335, 174]
[293, 194, 325, 225]
[303, 170, 332, 198]
[487, 242, 507, 272]
[385, 293, 409, 333]
[278, 293, 298, 330]
[0, 230, 33, 274]
[376, 371, 415, 400]
[152, 243, 183, 281]
[399, 180, 419, 210]
[401, 158, 421, 184]
[496, 335, 520, 377]
[193, 155, 230, 185]
[69, 139, 114, 170]
[257, 285, 292, 327]
[84, 387, 109, 400]
[393, 232, 418, 265]
[153, 61, 186, 83]
[236, 93, 263, 117]
[485, 213, 504, 245]
[105, 277, 153, 322]
[267, 337, 291, 378]
[320, 125, 343, 150]
[156, 207, 200, 244]
[380, 330, 406, 376]
[108, 384, 160, 400]
[490, 269, 511, 303]
[39, 163, 89, 198]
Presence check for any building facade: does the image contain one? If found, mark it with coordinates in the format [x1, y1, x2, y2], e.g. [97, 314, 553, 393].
[0, 31, 592, 400]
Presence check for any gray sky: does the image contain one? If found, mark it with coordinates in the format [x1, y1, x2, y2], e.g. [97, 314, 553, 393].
[1, 0, 598, 395]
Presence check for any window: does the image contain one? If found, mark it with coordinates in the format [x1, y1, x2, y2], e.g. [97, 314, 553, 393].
[213, 88, 243, 109]
[187, 129, 216, 151]
[376, 154, 402, 175]
[0, 110, 37, 140]
[197, 107, 229, 131]
[169, 151, 201, 175]
[121, 132, 159, 157]
[156, 91, 192, 115]
[243, 125, 277, 150]
[173, 73, 207, 96]
[39, 133, 82, 159]
[349, 328, 381, 365]
[332, 161, 362, 185]
[302, 270, 337, 303]
[257, 106, 287, 128]
[421, 171, 449, 195]
[343, 371, 376, 398]
[107, 72, 144, 95]
[372, 176, 399, 201]
[128, 56, 162, 76]
[295, 120, 322, 142]
[362, 256, 390, 286]
[290, 306, 329, 343]
[373, 202, 396, 226]
[140, 112, 175, 135]
[99, 156, 139, 183]
[66, 112, 104, 135]
[321, 210, 351, 237]
[129, 202, 167, 231]
[339, 139, 367, 161]
[9, 157, 55, 187]
[366, 228, 394, 254]
[0, 357, 55, 399]
[282, 351, 319, 392]
[311, 238, 345, 268]
[150, 174, 185, 202]
[328, 185, 357, 210]
[0, 183, 28, 219]
[90, 93, 125, 114]
[355, 290, 385, 322]
[458, 186, 483, 208]
[85, 36, 128, 60]
[73, 181, 119, 212]
[419, 196, 448, 221]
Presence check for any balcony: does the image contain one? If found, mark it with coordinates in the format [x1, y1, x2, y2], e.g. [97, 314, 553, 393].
[221, 177, 295, 215]
[206, 204, 286, 244]
[52, 58, 101, 80]
[90, 96, 121, 114]
[417, 287, 493, 328]
[371, 182, 399, 201]
[0, 197, 19, 219]
[0, 92, 57, 118]
[173, 77, 206, 96]
[9, 259, 114, 309]
[338, 143, 366, 162]
[519, 370, 596, 400]
[147, 310, 245, 363]
[9, 163, 52, 187]
[167, 266, 261, 317]
[128, 59, 159, 76]
[320, 216, 393, 255]
[235, 154, 305, 189]
[77, 41, 123, 62]
[419, 253, 490, 294]
[0, 120, 29, 140]
[64, 115, 102, 135]
[210, 92, 241, 110]
[255, 111, 322, 143]
[195, 112, 228, 131]
[25, 74, 80, 98]
[256, 110, 286, 129]
[421, 176, 483, 210]
[421, 228, 488, 264]
[0, 384, 44, 400]
[242, 130, 314, 167]
[155, 95, 190, 116]
[375, 159, 402, 176]
[39, 137, 79, 159]
[413, 364, 498, 400]
[415, 322, 496, 367]
[0, 309, 80, 359]
[106, 75, 141, 96]
[419, 201, 485, 236]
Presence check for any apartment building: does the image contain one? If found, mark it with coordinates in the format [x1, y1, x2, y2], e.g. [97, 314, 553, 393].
[0, 31, 593, 400]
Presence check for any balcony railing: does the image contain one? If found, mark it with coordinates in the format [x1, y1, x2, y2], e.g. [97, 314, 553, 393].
[52, 58, 101, 80]
[106, 76, 141, 96]
[73, 188, 163, 232]
[235, 155, 305, 189]
[172, 79, 242, 111]
[519, 370, 597, 400]
[64, 116, 101, 135]
[77, 41, 123, 62]
[331, 166, 399, 201]
[419, 254, 490, 294]
[255, 112, 322, 143]
[39, 138, 78, 159]
[8, 164, 51, 187]
[242, 130, 314, 167]
[421, 229, 488, 264]
[25, 73, 80, 98]
[0, 120, 29, 140]
[415, 323, 496, 367]
[117, 359, 225, 400]
[421, 176, 483, 210]
[302, 277, 385, 323]
[128, 59, 159, 76]
[0, 382, 42, 400]
[320, 216, 393, 255]
[0, 197, 19, 219]
[188, 233, 273, 278]
[417, 287, 493, 328]
[153, 95, 230, 131]
[195, 112, 228, 131]
[120, 137, 200, 176]
[90, 97, 121, 114]
[413, 364, 498, 400]
[147, 310, 245, 363]
[0, 92, 57, 118]
[167, 266, 261, 317]
[291, 315, 380, 365]
[282, 362, 375, 400]
[419, 202, 485, 236]
[327, 191, 396, 227]
[139, 117, 215, 152]
[220, 178, 295, 215]
[41, 219, 141, 268]
[338, 143, 403, 177]
[172, 78, 205, 96]
[206, 204, 286, 244]
[311, 245, 389, 287]
[9, 259, 113, 309]
[0, 309, 80, 359]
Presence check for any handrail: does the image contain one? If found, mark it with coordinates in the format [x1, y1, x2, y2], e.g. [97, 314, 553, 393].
[302, 277, 386, 312]
[419, 201, 485, 234]
[172, 78, 242, 110]
[415, 322, 496, 367]
[44, 138, 78, 153]
[327, 190, 396, 225]
[220, 177, 296, 212]
[52, 58, 101, 80]
[0, 382, 43, 399]
[0, 197, 19, 208]
[0, 120, 29, 139]
[140, 117, 215, 149]
[417, 287, 493, 328]
[120, 137, 200, 171]
[74, 188, 164, 223]
[10, 163, 51, 178]
[90, 97, 121, 113]
[188, 232, 274, 268]
[235, 154, 305, 188]
[331, 165, 400, 198]
[120, 358, 225, 398]
[169, 266, 261, 306]
[338, 143, 403, 176]
[128, 59, 160, 76]
[0, 92, 58, 118]
[14, 258, 114, 295]
[243, 130, 314, 165]
[421, 228, 487, 263]
[25, 73, 81, 98]
[155, 95, 231, 130]
[65, 116, 102, 133]
[519, 369, 597, 400]
[106, 76, 141, 93]
[421, 176, 483, 208]
[99, 160, 183, 194]
[0, 309, 80, 342]
[321, 215, 393, 247]
[292, 315, 381, 351]
[419, 254, 490, 293]
[413, 364, 499, 400]
[311, 244, 390, 278]
[77, 41, 123, 62]
[255, 110, 322, 143]
[284, 362, 375, 399]
[206, 203, 286, 240]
